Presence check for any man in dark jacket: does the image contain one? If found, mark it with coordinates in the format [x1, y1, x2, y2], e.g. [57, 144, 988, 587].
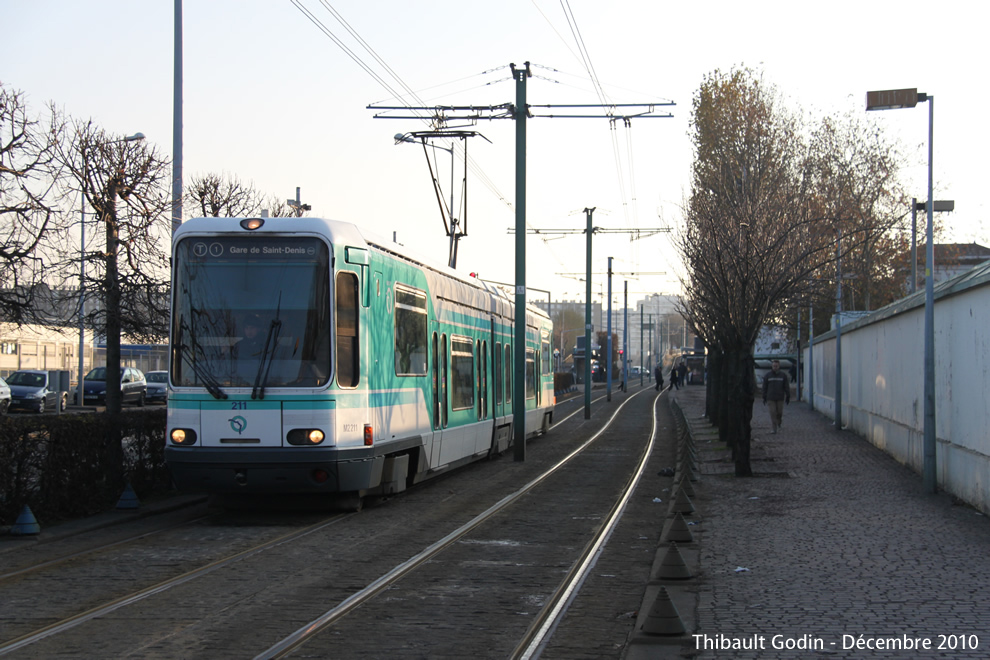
[654, 363, 664, 391]
[762, 359, 790, 434]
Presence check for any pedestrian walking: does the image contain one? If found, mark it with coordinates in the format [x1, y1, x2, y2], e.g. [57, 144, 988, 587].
[654, 363, 664, 391]
[670, 365, 680, 390]
[762, 359, 790, 433]
[677, 360, 688, 386]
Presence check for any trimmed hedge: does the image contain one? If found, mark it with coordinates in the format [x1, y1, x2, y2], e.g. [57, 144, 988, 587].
[0, 410, 172, 526]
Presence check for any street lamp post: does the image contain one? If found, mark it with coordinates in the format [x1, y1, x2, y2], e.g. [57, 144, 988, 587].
[911, 198, 954, 293]
[867, 88, 937, 493]
[77, 132, 144, 407]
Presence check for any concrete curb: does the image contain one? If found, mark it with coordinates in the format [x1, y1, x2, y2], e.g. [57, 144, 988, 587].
[625, 395, 704, 658]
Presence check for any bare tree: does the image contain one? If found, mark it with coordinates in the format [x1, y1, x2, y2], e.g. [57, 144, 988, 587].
[678, 68, 837, 475]
[186, 171, 263, 218]
[805, 111, 907, 313]
[53, 119, 171, 414]
[679, 69, 908, 476]
[186, 172, 307, 219]
[0, 84, 62, 324]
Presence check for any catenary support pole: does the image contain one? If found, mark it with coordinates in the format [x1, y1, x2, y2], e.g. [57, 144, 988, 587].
[623, 281, 628, 392]
[606, 257, 613, 401]
[512, 62, 530, 462]
[584, 207, 594, 419]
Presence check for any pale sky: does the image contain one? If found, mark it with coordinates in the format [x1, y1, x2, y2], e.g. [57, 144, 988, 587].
[4, 0, 986, 313]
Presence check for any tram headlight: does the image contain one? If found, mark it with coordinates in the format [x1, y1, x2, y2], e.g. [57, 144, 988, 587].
[240, 218, 264, 230]
[287, 428, 326, 446]
[170, 428, 197, 445]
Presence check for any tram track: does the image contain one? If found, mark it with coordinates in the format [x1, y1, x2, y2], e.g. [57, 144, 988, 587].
[258, 386, 661, 659]
[0, 512, 217, 583]
[0, 384, 664, 658]
[0, 513, 352, 656]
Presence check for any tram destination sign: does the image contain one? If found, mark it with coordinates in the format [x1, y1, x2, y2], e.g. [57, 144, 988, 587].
[186, 236, 323, 263]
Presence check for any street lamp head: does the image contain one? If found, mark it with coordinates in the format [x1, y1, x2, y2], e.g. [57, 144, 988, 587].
[124, 132, 145, 142]
[394, 133, 417, 145]
[866, 89, 920, 111]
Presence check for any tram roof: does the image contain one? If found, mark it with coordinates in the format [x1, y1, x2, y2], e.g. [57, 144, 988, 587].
[174, 217, 549, 321]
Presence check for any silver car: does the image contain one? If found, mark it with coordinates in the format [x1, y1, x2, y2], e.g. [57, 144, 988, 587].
[0, 376, 10, 415]
[145, 370, 169, 404]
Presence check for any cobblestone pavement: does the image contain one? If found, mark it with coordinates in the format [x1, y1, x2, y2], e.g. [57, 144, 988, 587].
[649, 386, 990, 659]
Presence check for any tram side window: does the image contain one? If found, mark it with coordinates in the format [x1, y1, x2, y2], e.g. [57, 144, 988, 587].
[395, 285, 428, 376]
[336, 272, 360, 387]
[504, 344, 512, 402]
[542, 338, 551, 375]
[526, 348, 536, 399]
[495, 342, 502, 405]
[450, 336, 474, 410]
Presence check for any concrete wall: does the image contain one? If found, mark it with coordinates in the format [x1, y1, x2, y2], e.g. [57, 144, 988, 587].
[804, 261, 990, 513]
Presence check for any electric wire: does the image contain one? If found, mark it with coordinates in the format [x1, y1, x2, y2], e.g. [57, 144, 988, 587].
[291, 1, 652, 288]
[292, 1, 514, 217]
[558, 1, 636, 226]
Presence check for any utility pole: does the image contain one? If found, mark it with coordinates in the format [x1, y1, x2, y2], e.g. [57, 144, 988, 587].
[607, 256, 613, 401]
[623, 280, 628, 392]
[370, 61, 673, 457]
[172, 0, 182, 234]
[512, 62, 529, 461]
[584, 208, 594, 418]
[513, 225, 667, 418]
[639, 303, 647, 387]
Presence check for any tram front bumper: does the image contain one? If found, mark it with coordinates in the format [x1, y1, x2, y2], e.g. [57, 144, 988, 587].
[165, 446, 384, 494]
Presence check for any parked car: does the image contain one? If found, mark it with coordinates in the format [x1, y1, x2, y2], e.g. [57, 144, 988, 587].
[77, 366, 147, 407]
[6, 369, 67, 413]
[0, 376, 10, 415]
[144, 370, 169, 404]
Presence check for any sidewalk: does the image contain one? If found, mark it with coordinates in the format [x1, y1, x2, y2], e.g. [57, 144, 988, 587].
[644, 386, 990, 658]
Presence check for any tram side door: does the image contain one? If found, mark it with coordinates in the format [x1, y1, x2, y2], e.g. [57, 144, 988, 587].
[429, 329, 448, 468]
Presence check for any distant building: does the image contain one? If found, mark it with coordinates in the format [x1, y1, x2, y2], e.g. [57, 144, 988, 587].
[910, 242, 990, 286]
[535, 294, 692, 372]
[754, 325, 795, 357]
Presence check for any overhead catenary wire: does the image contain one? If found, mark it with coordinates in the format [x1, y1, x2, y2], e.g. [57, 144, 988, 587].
[557, 0, 638, 227]
[298, 3, 573, 278]
[290, 1, 669, 285]
[292, 0, 515, 217]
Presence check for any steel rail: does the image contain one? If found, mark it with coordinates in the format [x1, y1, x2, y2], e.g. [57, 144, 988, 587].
[514, 391, 661, 659]
[256, 387, 651, 660]
[0, 514, 350, 656]
[0, 513, 215, 583]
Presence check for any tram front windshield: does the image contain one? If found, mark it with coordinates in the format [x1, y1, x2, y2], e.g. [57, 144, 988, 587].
[171, 235, 332, 389]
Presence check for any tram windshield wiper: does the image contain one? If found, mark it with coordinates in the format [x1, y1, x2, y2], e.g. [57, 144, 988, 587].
[252, 295, 283, 400]
[176, 315, 228, 400]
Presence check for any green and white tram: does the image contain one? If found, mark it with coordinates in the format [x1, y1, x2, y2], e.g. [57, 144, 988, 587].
[165, 216, 554, 498]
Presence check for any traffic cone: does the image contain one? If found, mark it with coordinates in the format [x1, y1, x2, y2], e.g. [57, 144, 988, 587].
[653, 542, 693, 581]
[116, 482, 140, 510]
[11, 505, 40, 535]
[639, 586, 686, 636]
